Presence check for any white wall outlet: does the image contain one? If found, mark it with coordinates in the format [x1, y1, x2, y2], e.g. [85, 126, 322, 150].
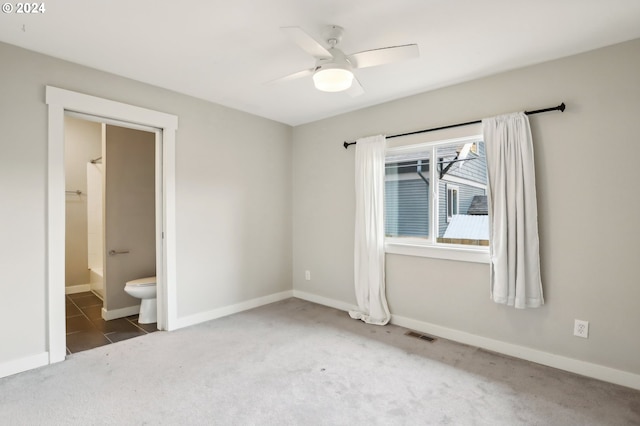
[305, 270, 311, 281]
[574, 319, 589, 338]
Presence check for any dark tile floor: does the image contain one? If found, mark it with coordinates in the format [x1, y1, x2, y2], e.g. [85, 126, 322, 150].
[66, 291, 158, 354]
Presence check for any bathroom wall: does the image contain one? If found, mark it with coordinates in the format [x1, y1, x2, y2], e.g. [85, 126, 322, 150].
[63, 116, 102, 289]
[104, 125, 156, 312]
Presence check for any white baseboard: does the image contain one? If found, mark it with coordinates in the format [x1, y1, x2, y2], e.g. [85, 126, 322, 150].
[390, 314, 640, 391]
[102, 305, 140, 321]
[292, 290, 358, 313]
[290, 290, 640, 391]
[174, 290, 294, 330]
[0, 352, 49, 379]
[65, 284, 91, 294]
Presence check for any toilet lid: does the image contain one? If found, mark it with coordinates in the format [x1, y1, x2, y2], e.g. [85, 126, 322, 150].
[126, 276, 156, 287]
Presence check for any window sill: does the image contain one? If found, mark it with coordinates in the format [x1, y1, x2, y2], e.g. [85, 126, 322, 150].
[385, 241, 490, 264]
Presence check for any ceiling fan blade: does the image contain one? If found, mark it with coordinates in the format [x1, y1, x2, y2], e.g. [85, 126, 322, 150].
[348, 44, 419, 69]
[347, 77, 364, 97]
[266, 68, 315, 85]
[281, 26, 333, 59]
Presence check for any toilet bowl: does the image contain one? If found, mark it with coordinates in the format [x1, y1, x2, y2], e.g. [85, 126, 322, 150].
[124, 276, 157, 324]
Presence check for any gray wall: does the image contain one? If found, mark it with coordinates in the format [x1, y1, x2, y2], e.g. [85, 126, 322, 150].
[0, 41, 292, 364]
[292, 39, 640, 375]
[2, 35, 639, 381]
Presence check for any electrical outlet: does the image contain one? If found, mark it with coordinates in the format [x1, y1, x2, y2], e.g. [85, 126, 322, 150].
[574, 319, 589, 338]
[305, 270, 311, 281]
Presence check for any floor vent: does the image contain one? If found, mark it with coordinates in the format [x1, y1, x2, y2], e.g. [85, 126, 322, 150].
[405, 330, 436, 342]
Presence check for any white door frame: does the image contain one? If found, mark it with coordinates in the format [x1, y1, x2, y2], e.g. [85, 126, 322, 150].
[46, 86, 178, 364]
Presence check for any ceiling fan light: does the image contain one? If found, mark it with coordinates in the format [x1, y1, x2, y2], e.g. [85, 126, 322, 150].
[313, 67, 354, 92]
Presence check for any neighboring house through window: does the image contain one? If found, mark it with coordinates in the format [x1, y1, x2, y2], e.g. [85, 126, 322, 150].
[384, 135, 489, 263]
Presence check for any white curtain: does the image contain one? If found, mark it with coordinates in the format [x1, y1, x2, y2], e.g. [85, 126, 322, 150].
[483, 113, 544, 309]
[349, 134, 391, 325]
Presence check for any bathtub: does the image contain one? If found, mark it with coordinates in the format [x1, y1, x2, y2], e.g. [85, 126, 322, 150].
[89, 267, 104, 299]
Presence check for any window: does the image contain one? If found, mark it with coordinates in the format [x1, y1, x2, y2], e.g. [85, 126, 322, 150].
[384, 135, 489, 263]
[446, 184, 459, 222]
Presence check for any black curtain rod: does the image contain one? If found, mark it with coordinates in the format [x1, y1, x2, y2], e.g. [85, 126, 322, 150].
[343, 102, 566, 149]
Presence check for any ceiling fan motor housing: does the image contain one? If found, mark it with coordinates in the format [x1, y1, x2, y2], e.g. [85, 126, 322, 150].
[313, 47, 355, 92]
[315, 48, 352, 71]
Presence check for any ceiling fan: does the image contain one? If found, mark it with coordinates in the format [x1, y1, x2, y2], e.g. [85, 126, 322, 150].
[271, 25, 419, 96]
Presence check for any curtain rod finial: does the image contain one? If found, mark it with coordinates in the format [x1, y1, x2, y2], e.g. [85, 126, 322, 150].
[559, 102, 566, 112]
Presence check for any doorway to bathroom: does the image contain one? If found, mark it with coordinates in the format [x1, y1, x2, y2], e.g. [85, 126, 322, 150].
[63, 116, 158, 353]
[47, 86, 178, 365]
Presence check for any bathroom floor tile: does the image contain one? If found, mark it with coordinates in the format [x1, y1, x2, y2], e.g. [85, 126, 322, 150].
[106, 329, 147, 343]
[66, 315, 95, 334]
[92, 318, 137, 334]
[82, 305, 104, 321]
[72, 294, 103, 308]
[65, 302, 82, 317]
[66, 330, 111, 354]
[64, 294, 153, 354]
[133, 320, 159, 333]
[67, 291, 93, 300]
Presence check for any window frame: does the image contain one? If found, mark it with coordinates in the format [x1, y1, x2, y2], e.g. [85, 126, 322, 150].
[384, 134, 490, 264]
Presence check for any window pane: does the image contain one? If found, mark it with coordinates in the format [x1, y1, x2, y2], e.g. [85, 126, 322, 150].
[437, 141, 489, 246]
[452, 189, 458, 215]
[385, 153, 430, 238]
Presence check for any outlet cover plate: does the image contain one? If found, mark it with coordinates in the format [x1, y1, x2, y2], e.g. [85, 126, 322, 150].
[574, 319, 589, 338]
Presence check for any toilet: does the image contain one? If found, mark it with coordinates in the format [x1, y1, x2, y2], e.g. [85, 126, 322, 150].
[124, 276, 157, 324]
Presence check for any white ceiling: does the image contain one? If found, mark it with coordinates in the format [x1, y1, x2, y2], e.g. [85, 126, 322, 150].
[2, 0, 640, 126]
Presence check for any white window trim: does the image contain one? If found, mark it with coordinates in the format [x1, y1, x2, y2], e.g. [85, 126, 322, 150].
[386, 241, 490, 263]
[385, 134, 489, 264]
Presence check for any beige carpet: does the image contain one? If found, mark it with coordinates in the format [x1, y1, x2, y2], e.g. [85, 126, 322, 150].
[1, 298, 639, 425]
